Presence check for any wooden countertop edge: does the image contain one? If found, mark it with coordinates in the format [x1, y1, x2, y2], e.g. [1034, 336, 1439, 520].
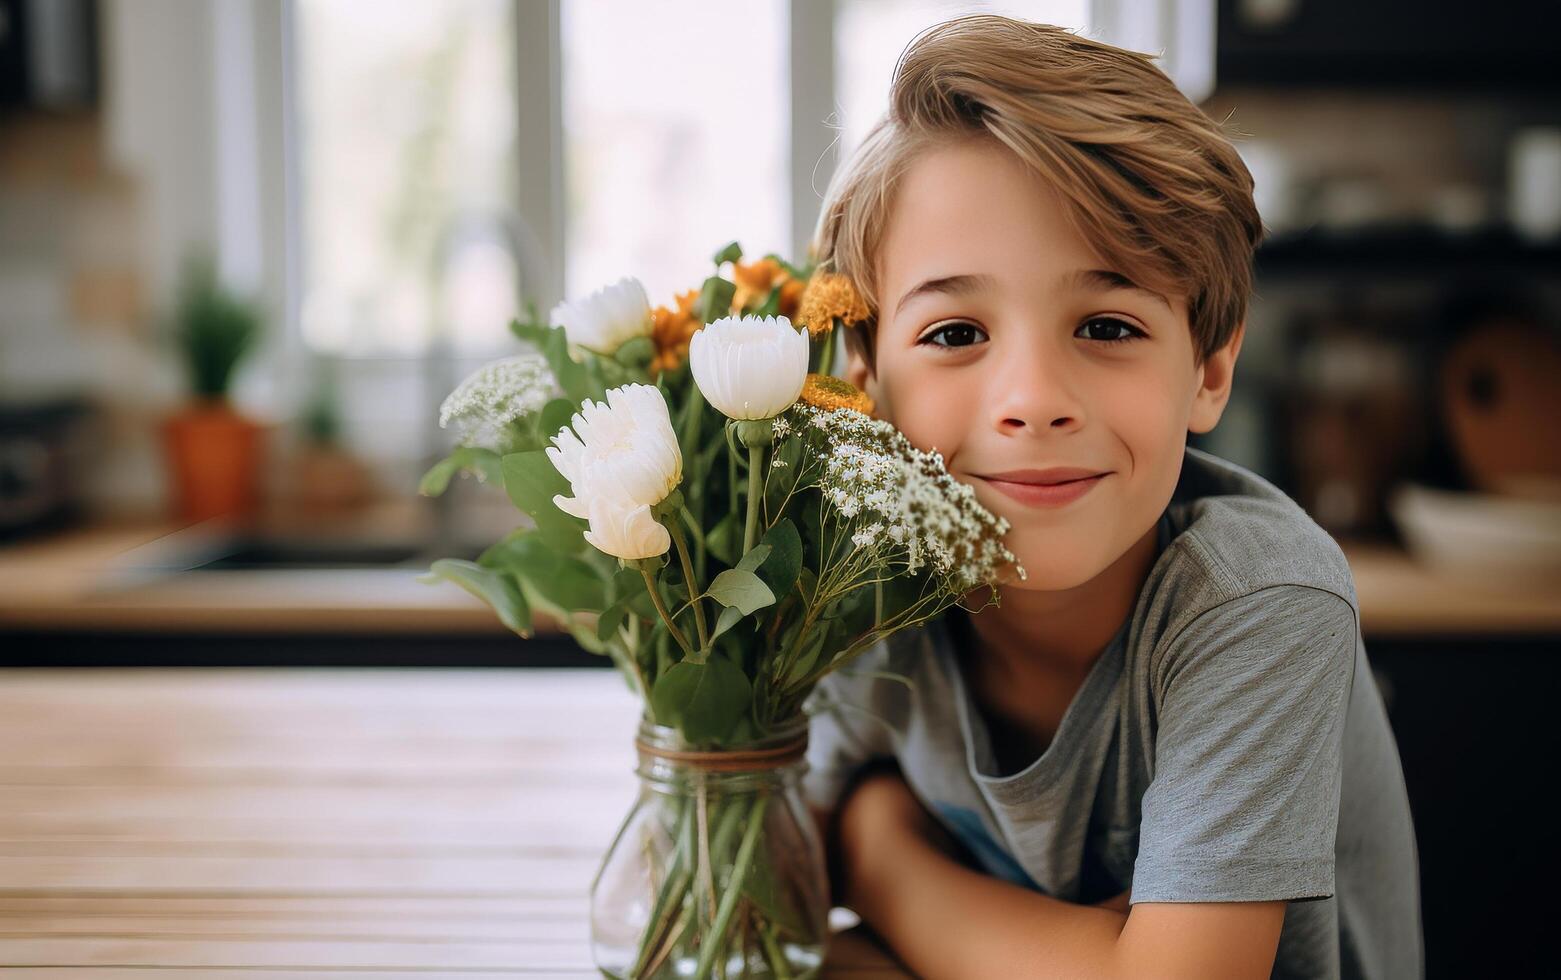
[0, 524, 1555, 638]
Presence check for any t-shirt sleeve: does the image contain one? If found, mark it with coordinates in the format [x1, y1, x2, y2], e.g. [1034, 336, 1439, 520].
[800, 669, 898, 814]
[1130, 584, 1358, 904]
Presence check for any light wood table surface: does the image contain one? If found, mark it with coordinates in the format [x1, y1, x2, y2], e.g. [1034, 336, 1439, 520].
[0, 668, 907, 978]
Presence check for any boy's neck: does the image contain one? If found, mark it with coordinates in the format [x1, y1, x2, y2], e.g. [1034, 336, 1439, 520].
[956, 516, 1163, 680]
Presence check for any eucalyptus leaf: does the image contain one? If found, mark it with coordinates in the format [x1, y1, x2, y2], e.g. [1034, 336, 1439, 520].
[734, 543, 772, 574]
[539, 398, 578, 442]
[695, 275, 736, 324]
[418, 446, 503, 497]
[418, 559, 531, 637]
[710, 604, 744, 643]
[706, 513, 740, 567]
[785, 628, 829, 686]
[706, 569, 775, 615]
[756, 519, 802, 599]
[501, 451, 586, 552]
[650, 656, 752, 743]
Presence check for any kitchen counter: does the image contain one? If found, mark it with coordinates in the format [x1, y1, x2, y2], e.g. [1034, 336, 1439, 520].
[1, 518, 1557, 639]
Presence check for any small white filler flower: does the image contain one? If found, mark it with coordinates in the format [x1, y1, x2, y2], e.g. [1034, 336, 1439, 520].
[549, 276, 653, 355]
[688, 314, 809, 421]
[546, 383, 683, 559]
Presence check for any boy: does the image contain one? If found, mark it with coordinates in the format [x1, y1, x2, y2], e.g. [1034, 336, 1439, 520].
[800, 15, 1423, 980]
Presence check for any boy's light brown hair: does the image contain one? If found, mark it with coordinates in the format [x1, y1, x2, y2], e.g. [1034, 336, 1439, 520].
[810, 14, 1264, 374]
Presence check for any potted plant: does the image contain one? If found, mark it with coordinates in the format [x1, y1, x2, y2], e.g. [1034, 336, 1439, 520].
[162, 252, 265, 523]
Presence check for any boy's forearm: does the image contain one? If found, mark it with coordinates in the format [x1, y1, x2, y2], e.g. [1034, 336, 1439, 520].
[846, 816, 1130, 980]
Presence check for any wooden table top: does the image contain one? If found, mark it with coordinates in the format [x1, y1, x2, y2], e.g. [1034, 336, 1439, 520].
[0, 668, 908, 978]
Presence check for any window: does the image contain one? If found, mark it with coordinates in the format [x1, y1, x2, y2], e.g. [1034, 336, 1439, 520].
[834, 1, 1092, 156]
[292, 0, 522, 356]
[559, 0, 791, 305]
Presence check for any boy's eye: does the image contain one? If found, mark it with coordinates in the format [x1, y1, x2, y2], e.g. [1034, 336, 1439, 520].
[1076, 317, 1145, 344]
[917, 320, 988, 349]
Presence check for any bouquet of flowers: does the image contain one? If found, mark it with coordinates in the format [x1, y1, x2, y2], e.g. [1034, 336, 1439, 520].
[421, 242, 1020, 978]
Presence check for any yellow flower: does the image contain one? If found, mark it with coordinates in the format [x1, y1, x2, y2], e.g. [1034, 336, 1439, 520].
[729, 257, 805, 319]
[799, 373, 874, 415]
[794, 272, 871, 337]
[649, 287, 702, 374]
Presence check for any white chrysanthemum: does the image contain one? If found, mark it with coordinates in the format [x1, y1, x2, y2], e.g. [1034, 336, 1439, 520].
[546, 383, 683, 519]
[549, 276, 653, 354]
[688, 314, 809, 420]
[582, 494, 670, 560]
[438, 352, 560, 448]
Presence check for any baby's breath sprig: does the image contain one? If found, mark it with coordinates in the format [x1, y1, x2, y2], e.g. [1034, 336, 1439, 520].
[763, 402, 1023, 702]
[437, 351, 561, 451]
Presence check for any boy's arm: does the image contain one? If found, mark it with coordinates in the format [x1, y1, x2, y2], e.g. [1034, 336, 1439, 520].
[840, 767, 1284, 980]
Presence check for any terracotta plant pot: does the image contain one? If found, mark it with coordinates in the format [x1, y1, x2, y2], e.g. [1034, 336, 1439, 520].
[162, 400, 265, 523]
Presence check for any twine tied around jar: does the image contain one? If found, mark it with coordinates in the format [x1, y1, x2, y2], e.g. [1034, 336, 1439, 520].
[634, 732, 808, 773]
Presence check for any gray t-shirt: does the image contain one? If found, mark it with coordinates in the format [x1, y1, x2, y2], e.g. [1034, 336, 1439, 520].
[802, 445, 1423, 980]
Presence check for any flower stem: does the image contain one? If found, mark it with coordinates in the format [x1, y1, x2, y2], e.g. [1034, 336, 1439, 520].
[670, 521, 710, 652]
[744, 442, 765, 554]
[817, 325, 837, 377]
[694, 789, 772, 980]
[641, 567, 695, 659]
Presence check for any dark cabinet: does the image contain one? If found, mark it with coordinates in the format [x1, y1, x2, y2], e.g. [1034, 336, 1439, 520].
[1217, 0, 1561, 91]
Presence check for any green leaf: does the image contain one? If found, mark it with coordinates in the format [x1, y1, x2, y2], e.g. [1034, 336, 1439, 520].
[695, 275, 736, 324]
[756, 519, 801, 599]
[501, 450, 586, 552]
[614, 335, 655, 367]
[539, 399, 577, 442]
[712, 241, 743, 265]
[418, 446, 502, 497]
[734, 543, 771, 574]
[706, 513, 740, 567]
[509, 316, 551, 347]
[785, 628, 829, 686]
[418, 559, 531, 636]
[596, 599, 631, 643]
[710, 604, 744, 643]
[480, 533, 606, 613]
[650, 656, 752, 743]
[706, 569, 775, 615]
[796, 566, 818, 606]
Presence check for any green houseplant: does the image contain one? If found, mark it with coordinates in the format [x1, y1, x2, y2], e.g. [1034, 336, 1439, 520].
[162, 251, 266, 523]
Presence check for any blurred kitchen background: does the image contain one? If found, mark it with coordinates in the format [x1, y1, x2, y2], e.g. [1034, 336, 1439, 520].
[0, 1, 1557, 972]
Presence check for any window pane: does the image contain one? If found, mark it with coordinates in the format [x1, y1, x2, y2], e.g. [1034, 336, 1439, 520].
[561, 0, 790, 305]
[293, 0, 520, 355]
[835, 1, 1091, 156]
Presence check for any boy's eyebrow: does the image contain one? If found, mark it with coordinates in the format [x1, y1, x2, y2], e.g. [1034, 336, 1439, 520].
[893, 273, 999, 319]
[1063, 268, 1172, 311]
[893, 268, 1170, 318]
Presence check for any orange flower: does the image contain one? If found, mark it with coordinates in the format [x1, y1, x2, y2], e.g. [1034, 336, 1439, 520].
[799, 373, 874, 415]
[793, 272, 871, 337]
[649, 287, 702, 374]
[729, 257, 805, 318]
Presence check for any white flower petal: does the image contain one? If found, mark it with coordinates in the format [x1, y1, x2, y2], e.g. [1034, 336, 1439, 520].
[552, 276, 653, 354]
[582, 496, 670, 560]
[689, 315, 809, 420]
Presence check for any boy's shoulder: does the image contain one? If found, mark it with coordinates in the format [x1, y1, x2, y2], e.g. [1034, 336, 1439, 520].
[1145, 446, 1360, 639]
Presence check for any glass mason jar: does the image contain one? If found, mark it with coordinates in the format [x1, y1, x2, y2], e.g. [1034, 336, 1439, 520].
[589, 711, 831, 979]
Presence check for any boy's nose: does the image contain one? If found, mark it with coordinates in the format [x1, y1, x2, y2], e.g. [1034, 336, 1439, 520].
[989, 354, 1086, 434]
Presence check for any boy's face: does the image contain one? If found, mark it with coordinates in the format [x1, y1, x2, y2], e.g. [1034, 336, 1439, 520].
[847, 138, 1243, 592]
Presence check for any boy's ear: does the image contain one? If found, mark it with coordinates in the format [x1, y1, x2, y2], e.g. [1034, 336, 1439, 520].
[1188, 320, 1245, 435]
[843, 342, 882, 412]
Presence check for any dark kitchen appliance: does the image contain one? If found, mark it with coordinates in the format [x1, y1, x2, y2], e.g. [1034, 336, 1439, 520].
[0, 398, 92, 540]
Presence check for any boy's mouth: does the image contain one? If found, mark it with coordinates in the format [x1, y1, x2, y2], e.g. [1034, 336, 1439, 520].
[977, 467, 1108, 486]
[973, 468, 1110, 508]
